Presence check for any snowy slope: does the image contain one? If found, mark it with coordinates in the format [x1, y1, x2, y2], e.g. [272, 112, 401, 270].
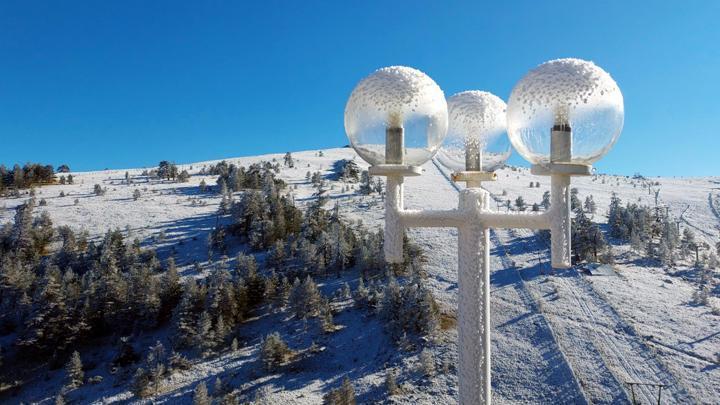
[1, 147, 718, 404]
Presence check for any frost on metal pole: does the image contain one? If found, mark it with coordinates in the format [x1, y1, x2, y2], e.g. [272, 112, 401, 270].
[344, 59, 624, 405]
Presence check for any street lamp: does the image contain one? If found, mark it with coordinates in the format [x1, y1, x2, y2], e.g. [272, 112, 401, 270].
[344, 59, 624, 404]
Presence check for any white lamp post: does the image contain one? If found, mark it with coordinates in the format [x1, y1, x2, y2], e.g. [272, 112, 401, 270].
[344, 59, 624, 404]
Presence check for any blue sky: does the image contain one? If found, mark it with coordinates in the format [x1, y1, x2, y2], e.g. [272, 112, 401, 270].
[0, 1, 718, 176]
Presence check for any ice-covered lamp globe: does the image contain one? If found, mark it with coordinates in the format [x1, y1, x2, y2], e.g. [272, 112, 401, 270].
[507, 58, 624, 167]
[437, 91, 510, 175]
[344, 66, 448, 168]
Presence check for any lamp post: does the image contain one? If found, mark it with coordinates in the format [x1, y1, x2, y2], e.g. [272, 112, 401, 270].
[344, 60, 624, 404]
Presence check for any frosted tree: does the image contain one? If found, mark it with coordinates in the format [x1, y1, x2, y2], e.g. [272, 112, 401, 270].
[261, 332, 292, 371]
[324, 377, 356, 405]
[630, 227, 644, 253]
[66, 350, 84, 388]
[354, 277, 369, 308]
[268, 239, 286, 268]
[570, 187, 581, 211]
[419, 348, 435, 377]
[283, 152, 294, 168]
[93, 184, 105, 196]
[385, 369, 399, 396]
[584, 195, 596, 214]
[18, 267, 72, 354]
[195, 311, 215, 354]
[514, 196, 526, 211]
[193, 381, 211, 405]
[289, 276, 322, 319]
[12, 198, 36, 261]
[172, 279, 200, 348]
[359, 171, 373, 195]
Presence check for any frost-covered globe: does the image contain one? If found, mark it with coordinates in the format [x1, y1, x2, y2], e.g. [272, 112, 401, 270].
[507, 58, 624, 164]
[344, 66, 448, 166]
[437, 91, 510, 172]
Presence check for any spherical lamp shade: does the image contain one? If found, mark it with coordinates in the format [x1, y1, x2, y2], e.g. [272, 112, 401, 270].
[437, 91, 510, 172]
[344, 66, 448, 166]
[507, 58, 624, 165]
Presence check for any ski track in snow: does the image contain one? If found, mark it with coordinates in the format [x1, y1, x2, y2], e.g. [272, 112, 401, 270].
[708, 193, 720, 231]
[499, 223, 696, 404]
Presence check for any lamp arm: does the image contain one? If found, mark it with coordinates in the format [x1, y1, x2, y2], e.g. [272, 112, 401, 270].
[477, 211, 552, 230]
[399, 209, 465, 228]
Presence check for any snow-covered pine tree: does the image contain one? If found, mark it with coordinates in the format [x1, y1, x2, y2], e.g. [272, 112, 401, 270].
[283, 152, 294, 168]
[584, 195, 597, 214]
[289, 276, 322, 319]
[172, 279, 200, 348]
[193, 381, 211, 405]
[570, 187, 581, 211]
[260, 332, 291, 371]
[66, 350, 84, 388]
[195, 311, 215, 355]
[385, 369, 398, 396]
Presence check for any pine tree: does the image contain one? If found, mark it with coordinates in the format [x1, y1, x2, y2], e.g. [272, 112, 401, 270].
[195, 311, 215, 354]
[132, 368, 151, 397]
[289, 276, 322, 319]
[178, 170, 190, 183]
[193, 381, 211, 405]
[93, 184, 105, 196]
[18, 267, 73, 354]
[514, 196, 526, 211]
[261, 332, 291, 371]
[570, 188, 581, 211]
[359, 171, 373, 195]
[172, 279, 199, 348]
[66, 350, 84, 388]
[584, 195, 596, 214]
[324, 377, 356, 405]
[133, 189, 141, 201]
[283, 152, 294, 168]
[214, 376, 226, 396]
[385, 369, 398, 396]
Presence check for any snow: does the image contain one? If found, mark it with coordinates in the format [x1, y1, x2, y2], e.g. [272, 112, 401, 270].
[2, 147, 718, 404]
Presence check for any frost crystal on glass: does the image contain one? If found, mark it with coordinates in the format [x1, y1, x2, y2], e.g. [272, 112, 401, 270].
[344, 66, 448, 166]
[507, 58, 624, 164]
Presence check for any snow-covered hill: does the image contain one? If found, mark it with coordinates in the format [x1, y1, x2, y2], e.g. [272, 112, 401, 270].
[1, 147, 718, 404]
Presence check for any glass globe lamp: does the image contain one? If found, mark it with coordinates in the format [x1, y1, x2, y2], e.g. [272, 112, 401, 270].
[344, 66, 448, 166]
[506, 58, 624, 165]
[437, 91, 510, 172]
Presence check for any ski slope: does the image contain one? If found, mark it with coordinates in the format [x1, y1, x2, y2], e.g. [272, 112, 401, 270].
[1, 147, 718, 404]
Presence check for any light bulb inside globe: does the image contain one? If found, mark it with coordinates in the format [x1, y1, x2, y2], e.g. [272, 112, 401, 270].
[507, 58, 624, 166]
[344, 66, 448, 167]
[437, 91, 510, 173]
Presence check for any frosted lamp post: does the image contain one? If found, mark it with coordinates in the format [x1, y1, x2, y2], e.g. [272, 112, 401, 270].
[344, 60, 624, 405]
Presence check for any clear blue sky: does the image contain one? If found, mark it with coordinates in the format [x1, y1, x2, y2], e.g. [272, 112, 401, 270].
[1, 1, 718, 176]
